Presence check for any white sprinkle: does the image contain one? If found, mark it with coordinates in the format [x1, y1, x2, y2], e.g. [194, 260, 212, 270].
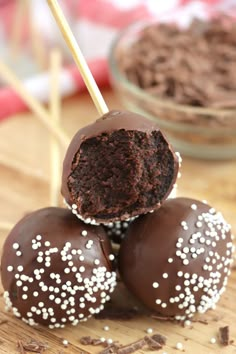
[62, 339, 68, 347]
[94, 259, 100, 265]
[153, 282, 159, 288]
[7, 266, 13, 272]
[163, 273, 168, 279]
[81, 230, 88, 237]
[176, 342, 183, 350]
[109, 254, 115, 261]
[175, 285, 181, 291]
[184, 320, 191, 326]
[210, 338, 216, 344]
[100, 337, 106, 342]
[191, 204, 197, 210]
[79, 266, 85, 273]
[168, 258, 173, 263]
[13, 243, 19, 250]
[107, 339, 113, 345]
[22, 294, 28, 300]
[79, 256, 85, 261]
[103, 326, 110, 331]
[17, 265, 23, 272]
[33, 291, 39, 297]
[36, 235, 42, 241]
[146, 328, 153, 334]
[45, 241, 50, 247]
[183, 259, 189, 265]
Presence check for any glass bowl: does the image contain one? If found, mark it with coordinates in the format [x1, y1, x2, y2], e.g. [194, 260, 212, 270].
[108, 21, 236, 160]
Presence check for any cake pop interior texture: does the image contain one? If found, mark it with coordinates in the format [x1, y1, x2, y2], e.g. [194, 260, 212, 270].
[62, 110, 179, 224]
[0, 207, 116, 328]
[118, 198, 234, 321]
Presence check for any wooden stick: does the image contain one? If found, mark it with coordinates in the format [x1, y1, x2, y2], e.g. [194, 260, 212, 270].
[0, 153, 47, 182]
[10, 0, 29, 59]
[0, 222, 14, 233]
[0, 60, 69, 149]
[47, 0, 109, 116]
[49, 49, 62, 207]
[29, 16, 48, 71]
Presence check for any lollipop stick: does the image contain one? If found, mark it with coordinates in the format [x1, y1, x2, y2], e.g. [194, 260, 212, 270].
[0, 60, 69, 149]
[0, 221, 14, 232]
[49, 49, 62, 207]
[47, 0, 109, 116]
[10, 0, 29, 59]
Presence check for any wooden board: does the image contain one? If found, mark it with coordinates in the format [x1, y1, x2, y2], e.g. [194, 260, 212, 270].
[0, 90, 235, 354]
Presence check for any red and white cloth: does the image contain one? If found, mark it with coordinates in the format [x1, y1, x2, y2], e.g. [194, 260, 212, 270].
[0, 0, 235, 121]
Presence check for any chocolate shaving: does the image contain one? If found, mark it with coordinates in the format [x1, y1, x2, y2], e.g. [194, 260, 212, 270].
[95, 307, 138, 320]
[150, 333, 167, 346]
[151, 314, 175, 322]
[219, 326, 230, 346]
[99, 344, 121, 354]
[17, 341, 26, 354]
[117, 339, 146, 354]
[144, 336, 162, 350]
[17, 339, 48, 353]
[80, 336, 115, 348]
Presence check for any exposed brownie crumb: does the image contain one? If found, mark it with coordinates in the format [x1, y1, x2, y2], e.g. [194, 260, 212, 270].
[118, 17, 236, 113]
[95, 307, 139, 320]
[219, 326, 230, 346]
[116, 339, 146, 354]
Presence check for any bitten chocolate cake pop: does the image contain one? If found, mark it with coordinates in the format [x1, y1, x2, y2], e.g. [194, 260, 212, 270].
[1, 207, 116, 328]
[119, 198, 234, 320]
[62, 110, 179, 224]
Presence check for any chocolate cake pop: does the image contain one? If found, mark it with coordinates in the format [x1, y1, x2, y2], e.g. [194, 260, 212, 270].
[62, 110, 179, 225]
[1, 207, 116, 328]
[118, 198, 234, 320]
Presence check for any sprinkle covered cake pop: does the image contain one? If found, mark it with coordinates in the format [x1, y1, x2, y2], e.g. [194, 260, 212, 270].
[118, 198, 234, 320]
[1, 207, 116, 328]
[62, 110, 179, 225]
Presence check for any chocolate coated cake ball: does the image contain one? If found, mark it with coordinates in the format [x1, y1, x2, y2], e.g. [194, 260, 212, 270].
[62, 110, 179, 224]
[1, 207, 116, 328]
[119, 198, 234, 320]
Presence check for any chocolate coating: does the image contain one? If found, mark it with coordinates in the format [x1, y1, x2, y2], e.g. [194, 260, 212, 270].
[118, 198, 234, 320]
[62, 110, 179, 224]
[1, 207, 116, 328]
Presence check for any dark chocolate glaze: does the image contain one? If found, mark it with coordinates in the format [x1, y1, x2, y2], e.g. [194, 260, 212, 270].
[1, 207, 116, 328]
[118, 198, 234, 320]
[61, 110, 179, 223]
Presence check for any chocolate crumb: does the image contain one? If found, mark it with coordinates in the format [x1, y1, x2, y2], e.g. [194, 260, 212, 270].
[95, 307, 138, 320]
[219, 326, 230, 346]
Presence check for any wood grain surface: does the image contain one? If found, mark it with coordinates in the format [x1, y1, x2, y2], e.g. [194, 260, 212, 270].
[0, 90, 235, 354]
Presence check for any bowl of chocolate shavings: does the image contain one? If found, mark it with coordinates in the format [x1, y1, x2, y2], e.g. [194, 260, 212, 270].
[108, 16, 236, 160]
